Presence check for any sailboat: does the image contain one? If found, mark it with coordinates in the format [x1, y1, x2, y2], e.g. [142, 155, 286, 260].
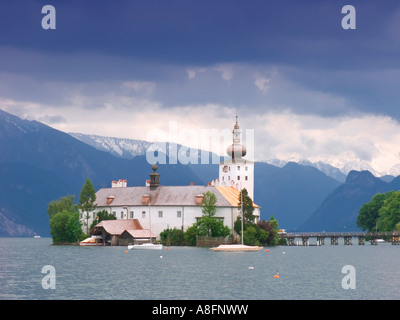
[128, 242, 162, 250]
[374, 221, 385, 244]
[128, 193, 163, 250]
[211, 189, 263, 252]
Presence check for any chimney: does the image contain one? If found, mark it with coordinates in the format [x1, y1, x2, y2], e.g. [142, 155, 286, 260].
[195, 194, 204, 205]
[145, 179, 150, 187]
[112, 179, 127, 188]
[142, 195, 150, 205]
[190, 182, 194, 186]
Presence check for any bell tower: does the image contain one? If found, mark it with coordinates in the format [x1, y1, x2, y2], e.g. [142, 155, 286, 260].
[219, 117, 254, 200]
[149, 163, 160, 189]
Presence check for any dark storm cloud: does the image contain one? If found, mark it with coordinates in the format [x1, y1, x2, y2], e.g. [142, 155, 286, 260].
[1, 0, 400, 119]
[1, 0, 398, 67]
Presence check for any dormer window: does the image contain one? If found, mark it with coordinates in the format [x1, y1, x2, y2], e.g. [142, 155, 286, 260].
[106, 196, 115, 205]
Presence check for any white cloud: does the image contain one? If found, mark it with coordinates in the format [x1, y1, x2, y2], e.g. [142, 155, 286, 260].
[254, 75, 270, 93]
[123, 81, 156, 95]
[252, 110, 400, 175]
[214, 64, 234, 81]
[2, 91, 400, 175]
[187, 64, 234, 82]
[186, 67, 206, 79]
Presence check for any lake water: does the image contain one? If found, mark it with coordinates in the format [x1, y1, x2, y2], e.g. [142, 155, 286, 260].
[1, 237, 400, 300]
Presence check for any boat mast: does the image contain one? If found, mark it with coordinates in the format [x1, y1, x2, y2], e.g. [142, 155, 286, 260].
[149, 195, 152, 244]
[241, 188, 244, 245]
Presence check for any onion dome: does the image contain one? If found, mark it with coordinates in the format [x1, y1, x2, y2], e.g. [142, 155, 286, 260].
[227, 144, 247, 158]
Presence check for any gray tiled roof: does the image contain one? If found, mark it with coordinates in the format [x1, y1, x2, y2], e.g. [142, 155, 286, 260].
[95, 185, 233, 207]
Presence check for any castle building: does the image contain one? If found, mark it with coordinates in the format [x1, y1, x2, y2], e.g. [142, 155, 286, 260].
[81, 118, 259, 244]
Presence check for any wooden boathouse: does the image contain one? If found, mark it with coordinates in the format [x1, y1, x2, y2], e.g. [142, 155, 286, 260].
[89, 219, 156, 246]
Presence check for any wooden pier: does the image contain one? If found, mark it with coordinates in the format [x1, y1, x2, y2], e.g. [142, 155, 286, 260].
[280, 231, 400, 246]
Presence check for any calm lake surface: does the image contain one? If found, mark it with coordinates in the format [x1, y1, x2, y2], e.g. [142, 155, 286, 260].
[1, 237, 400, 300]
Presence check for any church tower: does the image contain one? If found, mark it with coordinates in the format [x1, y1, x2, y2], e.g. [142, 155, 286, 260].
[219, 117, 254, 200]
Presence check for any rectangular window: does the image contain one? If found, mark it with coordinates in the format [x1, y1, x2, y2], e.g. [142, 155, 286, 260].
[113, 211, 116, 217]
[120, 211, 124, 219]
[158, 211, 163, 218]
[142, 211, 146, 218]
[177, 210, 182, 218]
[238, 166, 240, 170]
[228, 176, 230, 181]
[245, 176, 248, 181]
[245, 166, 248, 171]
[130, 211, 134, 218]
[237, 176, 240, 180]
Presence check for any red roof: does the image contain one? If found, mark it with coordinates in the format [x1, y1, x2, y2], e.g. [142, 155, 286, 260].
[91, 219, 143, 235]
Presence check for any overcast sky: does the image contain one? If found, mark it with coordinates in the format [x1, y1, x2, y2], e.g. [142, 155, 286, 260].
[1, 0, 400, 175]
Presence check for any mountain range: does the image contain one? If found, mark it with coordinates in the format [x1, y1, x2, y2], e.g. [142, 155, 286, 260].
[0, 109, 203, 236]
[300, 170, 400, 231]
[1, 109, 400, 236]
[69, 132, 400, 184]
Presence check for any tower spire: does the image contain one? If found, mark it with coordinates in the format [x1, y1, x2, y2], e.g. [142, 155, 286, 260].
[227, 115, 246, 160]
[235, 108, 238, 125]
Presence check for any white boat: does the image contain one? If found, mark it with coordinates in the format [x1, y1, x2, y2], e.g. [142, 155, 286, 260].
[210, 244, 263, 252]
[80, 235, 104, 246]
[33, 235, 41, 239]
[128, 243, 163, 250]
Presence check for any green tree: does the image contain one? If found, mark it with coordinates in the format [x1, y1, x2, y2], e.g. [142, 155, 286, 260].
[243, 225, 259, 246]
[79, 178, 97, 235]
[234, 188, 256, 243]
[258, 216, 279, 246]
[89, 209, 116, 230]
[49, 209, 83, 243]
[357, 192, 393, 231]
[196, 191, 231, 237]
[235, 215, 280, 246]
[47, 195, 76, 217]
[377, 190, 400, 231]
[184, 225, 198, 246]
[201, 191, 217, 217]
[196, 215, 231, 237]
[48, 195, 84, 243]
[160, 227, 185, 246]
[239, 188, 255, 223]
[65, 211, 84, 242]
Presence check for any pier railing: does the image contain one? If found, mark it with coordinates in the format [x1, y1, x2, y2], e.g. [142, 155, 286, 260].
[280, 231, 400, 246]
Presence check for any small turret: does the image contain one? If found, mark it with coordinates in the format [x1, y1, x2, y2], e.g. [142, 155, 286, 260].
[149, 163, 160, 189]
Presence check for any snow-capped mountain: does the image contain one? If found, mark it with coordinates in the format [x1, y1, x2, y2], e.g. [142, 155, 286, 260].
[264, 158, 400, 182]
[265, 158, 347, 182]
[69, 132, 226, 164]
[69, 133, 400, 182]
[69, 133, 151, 159]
